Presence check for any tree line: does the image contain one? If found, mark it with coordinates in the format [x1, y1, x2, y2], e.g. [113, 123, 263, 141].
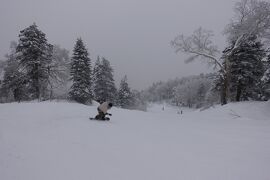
[0, 23, 145, 110]
[142, 73, 218, 108]
[1, 0, 270, 110]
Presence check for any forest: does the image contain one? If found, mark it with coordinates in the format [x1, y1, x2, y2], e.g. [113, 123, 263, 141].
[0, 0, 270, 110]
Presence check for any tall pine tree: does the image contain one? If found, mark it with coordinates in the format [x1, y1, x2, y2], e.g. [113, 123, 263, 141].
[227, 34, 265, 101]
[69, 38, 93, 104]
[93, 57, 116, 103]
[93, 56, 102, 102]
[1, 42, 26, 102]
[262, 53, 270, 99]
[16, 23, 52, 100]
[47, 45, 70, 99]
[117, 75, 133, 108]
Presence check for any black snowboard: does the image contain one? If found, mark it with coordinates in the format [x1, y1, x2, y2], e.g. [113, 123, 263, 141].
[89, 117, 110, 121]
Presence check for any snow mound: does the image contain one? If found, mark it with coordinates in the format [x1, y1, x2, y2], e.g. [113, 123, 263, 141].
[198, 100, 270, 121]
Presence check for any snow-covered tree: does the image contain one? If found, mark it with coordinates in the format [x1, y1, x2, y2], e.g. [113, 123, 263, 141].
[130, 90, 147, 111]
[143, 79, 178, 103]
[204, 79, 220, 107]
[101, 58, 117, 102]
[16, 23, 52, 100]
[171, 27, 228, 104]
[172, 75, 212, 108]
[224, 0, 270, 101]
[227, 35, 265, 101]
[117, 75, 133, 108]
[69, 38, 93, 104]
[224, 0, 270, 45]
[262, 53, 270, 99]
[1, 42, 27, 102]
[93, 57, 117, 103]
[93, 56, 102, 101]
[171, 0, 270, 105]
[143, 74, 215, 108]
[48, 45, 70, 99]
[197, 82, 208, 107]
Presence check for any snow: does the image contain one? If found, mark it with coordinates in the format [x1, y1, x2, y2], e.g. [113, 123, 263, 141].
[1, 101, 270, 180]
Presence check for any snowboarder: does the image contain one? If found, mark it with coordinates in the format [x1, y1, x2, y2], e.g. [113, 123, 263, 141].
[93, 101, 113, 120]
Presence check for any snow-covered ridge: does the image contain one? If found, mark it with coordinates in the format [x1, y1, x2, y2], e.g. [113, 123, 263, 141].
[196, 101, 270, 121]
[147, 100, 270, 121]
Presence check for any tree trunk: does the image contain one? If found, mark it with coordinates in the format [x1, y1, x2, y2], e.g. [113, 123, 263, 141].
[34, 74, 40, 100]
[34, 64, 40, 101]
[220, 72, 229, 105]
[221, 58, 230, 105]
[221, 77, 228, 105]
[236, 82, 242, 102]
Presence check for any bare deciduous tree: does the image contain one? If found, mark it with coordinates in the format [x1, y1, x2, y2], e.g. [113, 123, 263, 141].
[171, 27, 229, 104]
[171, 27, 222, 72]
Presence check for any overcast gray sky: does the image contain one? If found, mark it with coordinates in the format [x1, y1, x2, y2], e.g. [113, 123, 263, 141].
[0, 0, 237, 89]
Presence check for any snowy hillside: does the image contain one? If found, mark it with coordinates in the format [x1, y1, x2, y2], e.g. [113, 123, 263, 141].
[1, 101, 270, 180]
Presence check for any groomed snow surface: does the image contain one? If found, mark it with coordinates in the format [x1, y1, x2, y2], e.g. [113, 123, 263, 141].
[1, 101, 270, 180]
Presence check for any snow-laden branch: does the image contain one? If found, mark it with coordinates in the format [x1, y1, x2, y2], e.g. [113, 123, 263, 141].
[225, 0, 270, 45]
[171, 0, 270, 75]
[171, 27, 224, 73]
[188, 50, 224, 72]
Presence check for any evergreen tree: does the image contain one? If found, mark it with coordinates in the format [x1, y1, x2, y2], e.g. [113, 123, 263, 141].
[262, 53, 270, 99]
[93, 56, 103, 101]
[262, 69, 270, 99]
[130, 90, 147, 111]
[228, 34, 265, 101]
[117, 75, 133, 108]
[196, 82, 207, 107]
[1, 42, 27, 102]
[48, 45, 70, 99]
[93, 56, 101, 82]
[93, 57, 116, 103]
[69, 38, 93, 104]
[16, 23, 52, 100]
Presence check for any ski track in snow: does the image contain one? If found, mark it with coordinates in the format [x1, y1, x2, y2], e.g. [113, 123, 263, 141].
[0, 101, 270, 180]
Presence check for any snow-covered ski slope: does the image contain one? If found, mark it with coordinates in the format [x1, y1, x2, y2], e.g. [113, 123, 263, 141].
[1, 101, 270, 180]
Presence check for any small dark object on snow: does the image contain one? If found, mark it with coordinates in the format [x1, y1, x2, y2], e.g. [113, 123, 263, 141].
[89, 117, 110, 121]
